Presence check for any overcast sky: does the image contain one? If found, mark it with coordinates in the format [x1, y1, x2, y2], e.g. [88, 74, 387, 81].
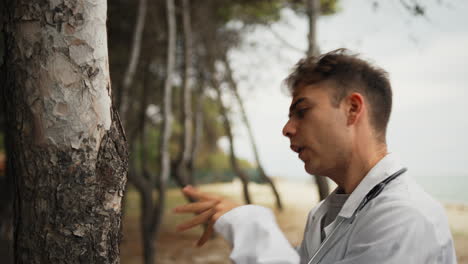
[219, 0, 468, 181]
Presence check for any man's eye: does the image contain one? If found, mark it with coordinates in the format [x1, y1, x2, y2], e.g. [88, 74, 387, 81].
[297, 108, 308, 118]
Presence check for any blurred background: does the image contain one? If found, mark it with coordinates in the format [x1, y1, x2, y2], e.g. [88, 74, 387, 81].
[0, 0, 467, 263]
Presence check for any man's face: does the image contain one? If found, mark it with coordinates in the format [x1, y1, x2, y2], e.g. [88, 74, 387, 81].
[282, 82, 352, 177]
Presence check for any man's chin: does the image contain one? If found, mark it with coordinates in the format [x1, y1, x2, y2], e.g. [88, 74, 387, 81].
[304, 162, 328, 177]
[304, 163, 318, 175]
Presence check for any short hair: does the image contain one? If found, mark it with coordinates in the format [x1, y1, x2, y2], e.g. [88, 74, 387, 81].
[284, 48, 392, 140]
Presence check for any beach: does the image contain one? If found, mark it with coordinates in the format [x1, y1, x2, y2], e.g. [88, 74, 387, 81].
[121, 179, 468, 263]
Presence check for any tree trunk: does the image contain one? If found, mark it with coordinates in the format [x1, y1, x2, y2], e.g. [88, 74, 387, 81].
[140, 185, 155, 264]
[153, 0, 176, 228]
[315, 176, 329, 201]
[306, 0, 320, 57]
[118, 0, 147, 125]
[126, 149, 153, 264]
[222, 55, 283, 210]
[121, 58, 151, 222]
[3, 1, 128, 263]
[174, 0, 194, 189]
[143, 0, 176, 263]
[306, 0, 329, 200]
[187, 80, 205, 186]
[212, 79, 252, 204]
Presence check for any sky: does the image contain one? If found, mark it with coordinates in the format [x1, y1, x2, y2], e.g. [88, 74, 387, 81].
[219, 0, 468, 184]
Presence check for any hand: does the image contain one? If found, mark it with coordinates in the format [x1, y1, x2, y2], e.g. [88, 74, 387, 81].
[173, 185, 240, 247]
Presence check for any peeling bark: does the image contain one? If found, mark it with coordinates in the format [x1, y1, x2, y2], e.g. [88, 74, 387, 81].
[3, 0, 128, 263]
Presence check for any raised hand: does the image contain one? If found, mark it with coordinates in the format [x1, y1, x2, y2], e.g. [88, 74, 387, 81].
[173, 185, 240, 246]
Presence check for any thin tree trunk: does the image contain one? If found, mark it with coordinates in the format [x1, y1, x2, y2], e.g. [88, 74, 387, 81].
[3, 1, 128, 263]
[306, 0, 329, 200]
[134, 62, 160, 264]
[315, 176, 329, 201]
[222, 55, 283, 210]
[140, 186, 155, 264]
[138, 61, 152, 183]
[212, 79, 252, 204]
[306, 0, 320, 57]
[174, 0, 194, 189]
[117, 0, 147, 121]
[143, 0, 176, 263]
[187, 80, 205, 186]
[126, 145, 153, 264]
[121, 58, 152, 221]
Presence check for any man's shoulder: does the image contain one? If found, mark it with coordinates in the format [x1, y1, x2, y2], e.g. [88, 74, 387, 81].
[372, 176, 446, 220]
[362, 176, 452, 242]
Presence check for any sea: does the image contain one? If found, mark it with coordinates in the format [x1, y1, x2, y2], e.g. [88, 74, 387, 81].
[412, 175, 468, 205]
[286, 174, 468, 205]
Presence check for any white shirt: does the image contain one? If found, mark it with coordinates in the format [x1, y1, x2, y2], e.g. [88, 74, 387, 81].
[214, 154, 457, 263]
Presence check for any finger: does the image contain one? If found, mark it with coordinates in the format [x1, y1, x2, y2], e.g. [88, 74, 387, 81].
[182, 186, 219, 201]
[196, 220, 214, 247]
[176, 208, 215, 232]
[182, 187, 218, 201]
[213, 211, 225, 222]
[173, 200, 219, 214]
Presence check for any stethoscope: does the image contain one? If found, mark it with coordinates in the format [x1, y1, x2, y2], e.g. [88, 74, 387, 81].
[307, 168, 408, 264]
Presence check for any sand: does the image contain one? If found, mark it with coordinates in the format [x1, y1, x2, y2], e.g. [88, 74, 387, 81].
[121, 178, 468, 263]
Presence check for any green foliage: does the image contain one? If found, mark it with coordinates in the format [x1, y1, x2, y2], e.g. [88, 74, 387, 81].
[199, 151, 230, 170]
[218, 0, 285, 25]
[106, 0, 340, 186]
[216, 0, 340, 25]
[288, 0, 340, 16]
[320, 0, 340, 15]
[131, 106, 256, 181]
[201, 97, 225, 150]
[132, 126, 160, 173]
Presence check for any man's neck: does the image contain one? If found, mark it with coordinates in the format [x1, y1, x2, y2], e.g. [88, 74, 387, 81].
[338, 145, 388, 194]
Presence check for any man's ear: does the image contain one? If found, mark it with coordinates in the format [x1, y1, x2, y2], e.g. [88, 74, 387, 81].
[346, 92, 364, 126]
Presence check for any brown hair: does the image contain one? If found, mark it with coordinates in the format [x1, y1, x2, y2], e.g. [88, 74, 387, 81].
[284, 48, 392, 140]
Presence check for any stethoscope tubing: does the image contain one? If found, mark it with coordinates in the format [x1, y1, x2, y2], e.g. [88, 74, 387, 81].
[307, 168, 408, 264]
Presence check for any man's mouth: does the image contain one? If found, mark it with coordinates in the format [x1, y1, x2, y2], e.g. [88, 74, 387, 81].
[291, 145, 305, 155]
[298, 147, 304, 154]
[291, 144, 307, 161]
[298, 147, 306, 160]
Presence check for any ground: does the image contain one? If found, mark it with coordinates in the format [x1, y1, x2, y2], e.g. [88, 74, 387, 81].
[121, 179, 468, 263]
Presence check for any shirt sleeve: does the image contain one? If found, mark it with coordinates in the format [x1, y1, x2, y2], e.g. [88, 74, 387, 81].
[334, 201, 456, 264]
[214, 204, 300, 264]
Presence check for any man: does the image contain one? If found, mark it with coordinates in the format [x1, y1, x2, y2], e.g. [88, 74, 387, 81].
[173, 49, 457, 263]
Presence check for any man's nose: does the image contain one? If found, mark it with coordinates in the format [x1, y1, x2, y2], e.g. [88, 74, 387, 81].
[282, 119, 296, 138]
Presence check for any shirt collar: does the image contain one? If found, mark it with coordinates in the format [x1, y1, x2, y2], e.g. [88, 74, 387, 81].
[337, 153, 405, 219]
